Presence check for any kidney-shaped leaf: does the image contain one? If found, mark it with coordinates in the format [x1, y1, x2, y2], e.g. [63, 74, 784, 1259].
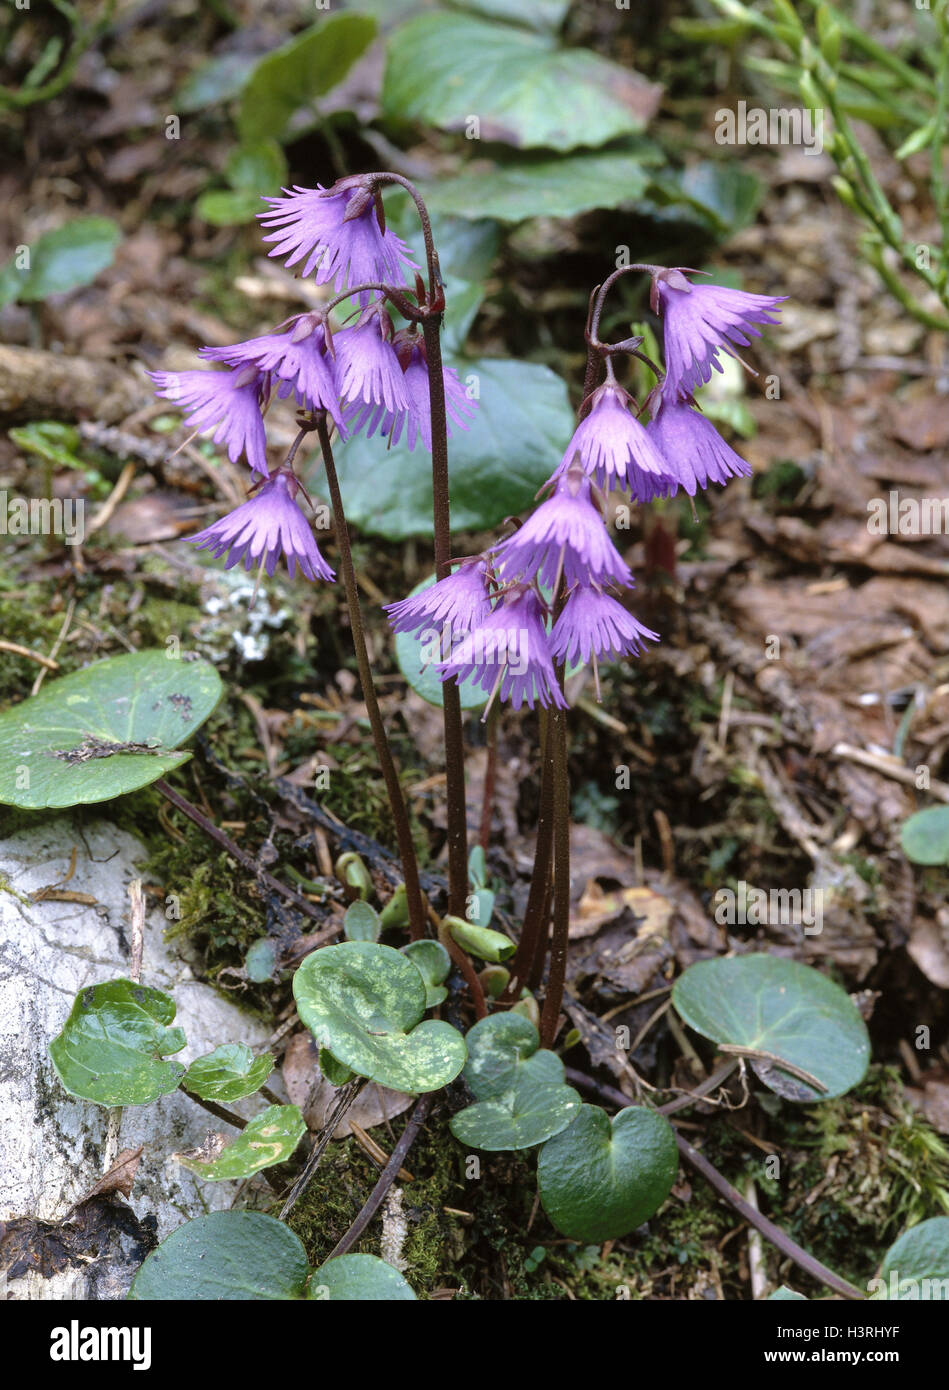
[449, 1013, 580, 1151]
[672, 955, 870, 1102]
[871, 1218, 949, 1300]
[320, 357, 573, 539]
[309, 1253, 416, 1301]
[343, 900, 382, 942]
[0, 649, 223, 809]
[383, 14, 659, 151]
[49, 979, 186, 1106]
[128, 1212, 308, 1300]
[183, 1043, 274, 1103]
[537, 1104, 678, 1242]
[176, 1105, 305, 1180]
[293, 942, 466, 1094]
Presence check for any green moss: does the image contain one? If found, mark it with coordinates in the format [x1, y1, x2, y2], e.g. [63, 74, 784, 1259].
[282, 1112, 466, 1298]
[0, 581, 76, 702]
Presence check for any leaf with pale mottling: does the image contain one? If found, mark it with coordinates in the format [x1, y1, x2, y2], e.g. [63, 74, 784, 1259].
[176, 1105, 305, 1180]
[293, 942, 466, 1094]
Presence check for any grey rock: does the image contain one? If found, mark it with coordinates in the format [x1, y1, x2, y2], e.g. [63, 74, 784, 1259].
[0, 818, 272, 1298]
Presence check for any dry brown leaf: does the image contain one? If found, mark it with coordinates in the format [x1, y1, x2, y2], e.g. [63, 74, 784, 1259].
[907, 915, 949, 990]
[282, 1033, 413, 1136]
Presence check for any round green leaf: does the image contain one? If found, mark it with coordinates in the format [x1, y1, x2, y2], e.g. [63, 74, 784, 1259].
[317, 358, 573, 539]
[128, 1212, 308, 1300]
[449, 1013, 581, 1151]
[672, 955, 870, 1102]
[176, 1105, 305, 1180]
[309, 1253, 416, 1301]
[0, 649, 223, 809]
[537, 1104, 678, 1242]
[245, 937, 279, 983]
[183, 1043, 273, 1103]
[394, 574, 488, 711]
[769, 1286, 808, 1300]
[901, 806, 949, 865]
[293, 942, 466, 1094]
[871, 1218, 949, 1300]
[344, 900, 382, 942]
[383, 14, 657, 151]
[49, 979, 186, 1106]
[401, 939, 452, 1008]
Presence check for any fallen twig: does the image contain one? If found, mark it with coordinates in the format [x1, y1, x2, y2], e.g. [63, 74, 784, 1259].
[279, 1079, 364, 1219]
[566, 1068, 864, 1300]
[155, 778, 336, 930]
[328, 1093, 433, 1259]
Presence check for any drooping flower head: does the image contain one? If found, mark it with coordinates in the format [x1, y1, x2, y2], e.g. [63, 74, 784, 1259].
[646, 398, 751, 495]
[494, 461, 633, 593]
[549, 585, 658, 668]
[385, 558, 492, 639]
[200, 314, 344, 429]
[334, 304, 409, 417]
[188, 469, 334, 582]
[346, 333, 476, 454]
[561, 375, 678, 502]
[150, 364, 269, 477]
[653, 267, 785, 399]
[259, 177, 419, 292]
[438, 585, 567, 713]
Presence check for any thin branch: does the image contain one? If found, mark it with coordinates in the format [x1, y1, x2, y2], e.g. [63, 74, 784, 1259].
[155, 779, 333, 928]
[315, 417, 428, 941]
[567, 1068, 864, 1300]
[279, 1079, 364, 1219]
[327, 1094, 433, 1259]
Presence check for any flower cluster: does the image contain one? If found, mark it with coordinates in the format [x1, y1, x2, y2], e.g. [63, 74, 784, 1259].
[150, 176, 474, 582]
[388, 266, 784, 711]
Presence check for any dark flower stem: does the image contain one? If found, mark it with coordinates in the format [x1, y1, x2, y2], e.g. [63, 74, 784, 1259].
[504, 710, 553, 1000]
[421, 312, 469, 918]
[538, 704, 570, 1049]
[315, 416, 428, 942]
[329, 175, 468, 921]
[437, 917, 488, 1020]
[371, 171, 443, 298]
[374, 171, 468, 916]
[583, 263, 665, 400]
